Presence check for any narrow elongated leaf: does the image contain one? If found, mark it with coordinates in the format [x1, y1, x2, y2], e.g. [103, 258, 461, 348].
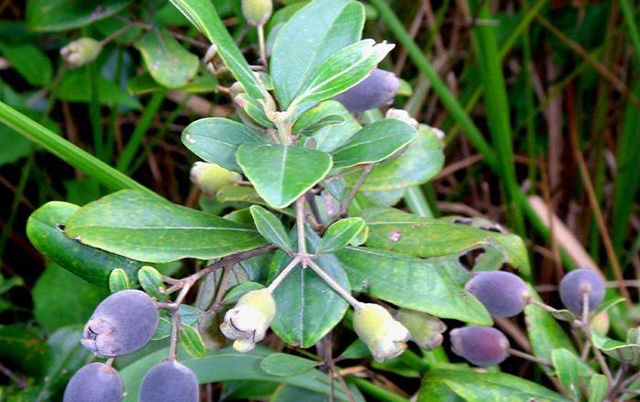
[120, 347, 354, 401]
[418, 367, 569, 402]
[317, 217, 365, 254]
[332, 119, 416, 168]
[250, 206, 293, 252]
[588, 374, 608, 402]
[109, 269, 131, 293]
[27, 0, 132, 31]
[271, 0, 365, 108]
[335, 247, 492, 325]
[260, 354, 318, 377]
[359, 207, 530, 274]
[269, 229, 350, 347]
[138, 266, 166, 300]
[237, 144, 332, 209]
[348, 124, 444, 190]
[135, 28, 199, 88]
[182, 118, 265, 172]
[180, 324, 207, 358]
[169, 0, 264, 99]
[552, 348, 594, 400]
[26, 201, 144, 286]
[64, 190, 267, 263]
[289, 40, 394, 116]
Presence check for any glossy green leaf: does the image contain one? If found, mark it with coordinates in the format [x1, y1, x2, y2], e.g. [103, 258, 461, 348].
[236, 93, 274, 128]
[183, 118, 266, 172]
[127, 70, 217, 95]
[289, 39, 394, 115]
[180, 323, 207, 358]
[591, 330, 640, 366]
[237, 144, 332, 209]
[222, 282, 265, 305]
[418, 366, 569, 402]
[120, 347, 354, 401]
[269, 229, 350, 347]
[26, 201, 144, 286]
[250, 206, 293, 252]
[349, 124, 444, 191]
[169, 0, 264, 99]
[335, 247, 491, 325]
[152, 317, 172, 341]
[338, 339, 370, 360]
[26, 0, 132, 31]
[552, 348, 594, 400]
[138, 266, 166, 300]
[135, 28, 199, 89]
[0, 42, 52, 86]
[179, 305, 202, 326]
[271, 0, 364, 108]
[64, 190, 267, 263]
[317, 217, 365, 254]
[359, 207, 530, 274]
[588, 374, 608, 402]
[33, 263, 108, 332]
[108, 268, 130, 293]
[524, 287, 576, 373]
[332, 119, 416, 168]
[292, 101, 347, 136]
[260, 353, 318, 377]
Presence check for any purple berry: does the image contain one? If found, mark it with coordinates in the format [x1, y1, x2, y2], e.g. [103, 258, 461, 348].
[63, 363, 123, 402]
[140, 361, 199, 402]
[465, 271, 529, 317]
[334, 69, 400, 113]
[450, 327, 509, 367]
[82, 289, 159, 357]
[559, 268, 605, 314]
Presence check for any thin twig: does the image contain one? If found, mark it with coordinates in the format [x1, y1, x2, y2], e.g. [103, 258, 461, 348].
[333, 164, 375, 222]
[266, 257, 301, 293]
[307, 259, 361, 309]
[508, 348, 553, 367]
[168, 311, 181, 361]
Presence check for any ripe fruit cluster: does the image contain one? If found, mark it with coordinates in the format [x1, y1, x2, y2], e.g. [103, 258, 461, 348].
[63, 290, 199, 402]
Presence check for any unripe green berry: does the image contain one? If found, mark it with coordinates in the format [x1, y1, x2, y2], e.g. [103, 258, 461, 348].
[190, 162, 241, 195]
[242, 0, 273, 26]
[63, 363, 123, 402]
[395, 309, 446, 350]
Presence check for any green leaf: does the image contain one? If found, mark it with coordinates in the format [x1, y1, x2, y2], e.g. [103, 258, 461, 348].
[299, 101, 362, 153]
[119, 347, 354, 401]
[179, 305, 202, 326]
[33, 263, 108, 333]
[358, 207, 530, 274]
[58, 69, 142, 109]
[182, 118, 265, 172]
[418, 366, 570, 402]
[180, 324, 207, 358]
[591, 330, 640, 366]
[135, 28, 199, 89]
[269, 229, 350, 348]
[335, 247, 492, 325]
[108, 268, 131, 293]
[26, 201, 144, 286]
[26, 0, 132, 31]
[289, 39, 394, 115]
[348, 124, 444, 191]
[222, 282, 265, 305]
[0, 325, 51, 378]
[260, 353, 318, 377]
[332, 119, 416, 168]
[127, 70, 217, 95]
[317, 217, 365, 254]
[236, 93, 275, 128]
[338, 339, 371, 360]
[0, 127, 33, 166]
[138, 266, 166, 300]
[152, 317, 172, 341]
[237, 144, 332, 209]
[169, 0, 264, 99]
[588, 374, 608, 402]
[0, 42, 52, 86]
[551, 348, 594, 400]
[64, 190, 267, 263]
[271, 0, 364, 108]
[524, 287, 577, 373]
[250, 205, 293, 253]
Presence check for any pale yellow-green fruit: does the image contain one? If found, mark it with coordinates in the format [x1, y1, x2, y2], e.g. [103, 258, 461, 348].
[190, 162, 240, 195]
[353, 303, 410, 362]
[219, 290, 276, 353]
[591, 311, 610, 336]
[395, 309, 446, 350]
[60, 38, 103, 69]
[241, 0, 273, 26]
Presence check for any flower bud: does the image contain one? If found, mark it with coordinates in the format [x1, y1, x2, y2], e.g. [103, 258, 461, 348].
[242, 0, 273, 26]
[334, 69, 400, 113]
[591, 311, 610, 336]
[450, 326, 509, 367]
[220, 289, 276, 352]
[353, 303, 410, 362]
[190, 162, 241, 195]
[385, 109, 418, 129]
[395, 309, 446, 350]
[60, 38, 102, 69]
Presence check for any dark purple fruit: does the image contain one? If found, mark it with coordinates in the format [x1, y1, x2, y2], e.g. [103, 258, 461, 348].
[63, 363, 123, 402]
[465, 271, 529, 317]
[334, 69, 400, 113]
[82, 289, 159, 357]
[559, 268, 605, 314]
[450, 326, 509, 367]
[139, 361, 199, 402]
